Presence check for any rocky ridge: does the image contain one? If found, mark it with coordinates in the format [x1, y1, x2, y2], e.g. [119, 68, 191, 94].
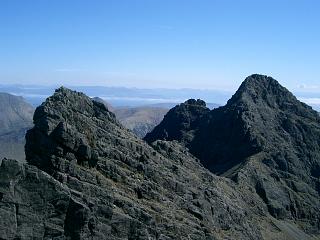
[0, 80, 319, 239]
[145, 74, 320, 235]
[2, 87, 262, 239]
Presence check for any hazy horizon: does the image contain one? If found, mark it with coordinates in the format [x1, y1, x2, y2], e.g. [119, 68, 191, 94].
[1, 81, 319, 111]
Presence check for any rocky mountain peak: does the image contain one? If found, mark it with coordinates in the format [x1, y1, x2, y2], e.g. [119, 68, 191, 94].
[25, 87, 120, 174]
[234, 74, 286, 95]
[184, 98, 207, 107]
[144, 98, 210, 143]
[230, 74, 290, 101]
[146, 75, 320, 231]
[227, 74, 316, 117]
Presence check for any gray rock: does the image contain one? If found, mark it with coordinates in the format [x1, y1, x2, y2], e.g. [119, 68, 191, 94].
[23, 87, 264, 239]
[146, 74, 320, 236]
[0, 83, 317, 239]
[0, 158, 70, 239]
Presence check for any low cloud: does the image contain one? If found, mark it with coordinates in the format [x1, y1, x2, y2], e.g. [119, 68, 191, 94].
[298, 84, 320, 90]
[298, 97, 320, 105]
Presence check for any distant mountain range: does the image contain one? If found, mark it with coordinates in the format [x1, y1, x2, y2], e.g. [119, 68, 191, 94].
[0, 84, 231, 107]
[1, 83, 318, 111]
[0, 93, 34, 161]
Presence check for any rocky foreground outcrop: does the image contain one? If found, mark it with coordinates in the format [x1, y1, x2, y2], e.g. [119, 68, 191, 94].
[146, 74, 320, 236]
[0, 77, 319, 239]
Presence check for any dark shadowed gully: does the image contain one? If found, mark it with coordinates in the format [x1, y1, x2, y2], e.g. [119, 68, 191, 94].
[0, 75, 319, 239]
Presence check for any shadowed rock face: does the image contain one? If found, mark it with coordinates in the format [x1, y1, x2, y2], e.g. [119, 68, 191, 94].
[0, 80, 319, 239]
[144, 99, 210, 144]
[145, 74, 320, 234]
[191, 74, 320, 174]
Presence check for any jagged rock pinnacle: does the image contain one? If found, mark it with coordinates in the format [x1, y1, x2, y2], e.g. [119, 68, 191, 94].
[144, 98, 210, 143]
[25, 87, 119, 173]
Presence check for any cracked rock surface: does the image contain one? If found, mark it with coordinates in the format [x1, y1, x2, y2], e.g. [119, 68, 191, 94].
[146, 74, 320, 236]
[0, 80, 319, 239]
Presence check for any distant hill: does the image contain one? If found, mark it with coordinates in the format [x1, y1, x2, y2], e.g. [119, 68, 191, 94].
[114, 106, 168, 138]
[311, 104, 320, 112]
[91, 97, 115, 112]
[92, 97, 168, 137]
[0, 93, 34, 161]
[0, 84, 231, 107]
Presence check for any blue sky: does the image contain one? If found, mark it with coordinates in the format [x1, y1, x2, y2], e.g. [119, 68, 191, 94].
[0, 0, 320, 91]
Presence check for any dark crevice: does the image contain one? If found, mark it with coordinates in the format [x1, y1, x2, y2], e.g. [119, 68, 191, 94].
[255, 182, 269, 205]
[64, 199, 89, 240]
